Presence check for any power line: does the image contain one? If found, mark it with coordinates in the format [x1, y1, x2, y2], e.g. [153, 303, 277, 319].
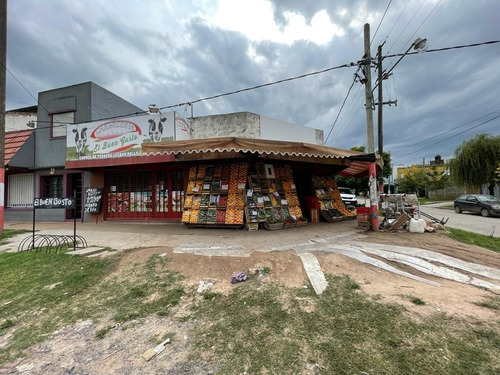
[386, 0, 427, 55]
[372, 40, 500, 89]
[400, 0, 442, 52]
[391, 109, 500, 156]
[324, 72, 359, 144]
[159, 61, 357, 111]
[377, 0, 411, 48]
[396, 114, 500, 158]
[371, 0, 393, 46]
[6, 39, 500, 134]
[385, 40, 500, 59]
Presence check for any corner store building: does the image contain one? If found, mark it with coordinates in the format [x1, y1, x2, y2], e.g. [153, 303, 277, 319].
[65, 110, 379, 223]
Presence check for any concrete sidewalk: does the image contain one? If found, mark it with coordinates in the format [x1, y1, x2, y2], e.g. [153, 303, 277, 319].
[2, 219, 499, 291]
[0, 220, 361, 254]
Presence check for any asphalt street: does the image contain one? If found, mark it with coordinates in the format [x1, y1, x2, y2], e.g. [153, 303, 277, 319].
[419, 205, 500, 238]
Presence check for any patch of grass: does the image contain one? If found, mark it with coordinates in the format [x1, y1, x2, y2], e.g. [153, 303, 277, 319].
[419, 198, 451, 205]
[0, 319, 14, 330]
[190, 275, 500, 374]
[410, 296, 425, 305]
[261, 267, 271, 276]
[401, 294, 426, 305]
[0, 229, 32, 246]
[448, 228, 500, 253]
[474, 296, 500, 310]
[0, 251, 184, 364]
[203, 292, 220, 300]
[94, 326, 112, 340]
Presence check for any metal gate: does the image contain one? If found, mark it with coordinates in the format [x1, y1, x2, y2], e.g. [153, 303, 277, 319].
[105, 168, 185, 220]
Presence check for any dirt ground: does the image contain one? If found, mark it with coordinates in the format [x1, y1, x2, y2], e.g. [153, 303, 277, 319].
[2, 227, 499, 374]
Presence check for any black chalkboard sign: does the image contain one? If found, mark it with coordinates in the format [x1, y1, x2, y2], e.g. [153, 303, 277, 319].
[84, 188, 103, 213]
[34, 197, 76, 209]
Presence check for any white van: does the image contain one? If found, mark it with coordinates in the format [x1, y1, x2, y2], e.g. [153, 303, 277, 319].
[338, 187, 357, 206]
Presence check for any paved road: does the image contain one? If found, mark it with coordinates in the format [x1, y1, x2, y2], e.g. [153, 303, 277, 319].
[419, 205, 500, 238]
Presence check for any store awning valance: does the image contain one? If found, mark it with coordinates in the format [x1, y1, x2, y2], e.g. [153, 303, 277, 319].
[142, 137, 381, 178]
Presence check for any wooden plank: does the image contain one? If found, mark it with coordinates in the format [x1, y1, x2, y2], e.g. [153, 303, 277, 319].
[390, 212, 410, 230]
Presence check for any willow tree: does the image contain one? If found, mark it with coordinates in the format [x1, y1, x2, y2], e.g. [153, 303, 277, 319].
[449, 134, 500, 195]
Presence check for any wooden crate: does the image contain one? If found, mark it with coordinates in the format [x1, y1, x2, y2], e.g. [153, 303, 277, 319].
[309, 209, 319, 223]
[245, 223, 259, 231]
[264, 222, 284, 231]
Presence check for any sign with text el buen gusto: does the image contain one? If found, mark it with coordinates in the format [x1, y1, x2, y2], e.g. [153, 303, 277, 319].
[84, 188, 103, 213]
[66, 111, 192, 161]
[34, 197, 76, 209]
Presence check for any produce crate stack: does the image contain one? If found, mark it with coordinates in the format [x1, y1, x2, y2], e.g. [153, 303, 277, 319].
[182, 163, 248, 226]
[356, 206, 371, 229]
[245, 164, 307, 230]
[275, 165, 307, 227]
[311, 175, 356, 222]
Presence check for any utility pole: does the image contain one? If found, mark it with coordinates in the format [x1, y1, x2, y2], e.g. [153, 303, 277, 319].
[375, 43, 397, 196]
[377, 44, 384, 195]
[0, 0, 7, 235]
[363, 24, 375, 154]
[363, 23, 379, 231]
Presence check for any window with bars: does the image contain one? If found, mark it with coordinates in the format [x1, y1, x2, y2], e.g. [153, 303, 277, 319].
[7, 174, 34, 207]
[40, 175, 63, 198]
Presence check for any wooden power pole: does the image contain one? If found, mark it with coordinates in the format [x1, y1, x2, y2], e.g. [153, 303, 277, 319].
[0, 0, 7, 235]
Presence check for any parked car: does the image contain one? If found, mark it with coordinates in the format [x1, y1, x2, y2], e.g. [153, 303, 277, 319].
[453, 194, 500, 217]
[338, 187, 358, 206]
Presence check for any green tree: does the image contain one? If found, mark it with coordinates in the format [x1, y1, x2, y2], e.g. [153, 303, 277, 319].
[449, 134, 500, 195]
[382, 151, 392, 178]
[426, 165, 448, 199]
[398, 166, 427, 194]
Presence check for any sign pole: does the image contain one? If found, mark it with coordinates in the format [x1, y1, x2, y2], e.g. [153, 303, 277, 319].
[32, 203, 35, 250]
[73, 190, 77, 250]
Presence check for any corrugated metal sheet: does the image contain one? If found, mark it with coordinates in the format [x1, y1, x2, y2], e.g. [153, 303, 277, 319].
[5, 129, 33, 165]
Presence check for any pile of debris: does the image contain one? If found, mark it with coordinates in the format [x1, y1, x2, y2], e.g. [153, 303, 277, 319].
[379, 194, 448, 233]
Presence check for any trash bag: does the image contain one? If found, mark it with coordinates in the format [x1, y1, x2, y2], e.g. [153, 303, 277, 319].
[231, 272, 248, 284]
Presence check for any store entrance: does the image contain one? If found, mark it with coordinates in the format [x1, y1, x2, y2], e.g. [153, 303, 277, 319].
[105, 167, 185, 220]
[66, 172, 83, 220]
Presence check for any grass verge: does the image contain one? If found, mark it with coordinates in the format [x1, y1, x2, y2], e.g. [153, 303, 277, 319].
[190, 275, 500, 375]
[0, 248, 184, 364]
[0, 229, 31, 246]
[419, 198, 451, 205]
[448, 228, 500, 253]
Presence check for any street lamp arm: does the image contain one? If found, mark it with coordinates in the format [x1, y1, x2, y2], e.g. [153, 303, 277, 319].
[372, 38, 426, 92]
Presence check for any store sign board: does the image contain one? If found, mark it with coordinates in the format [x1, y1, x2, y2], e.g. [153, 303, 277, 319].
[34, 197, 76, 209]
[66, 111, 191, 161]
[84, 188, 103, 213]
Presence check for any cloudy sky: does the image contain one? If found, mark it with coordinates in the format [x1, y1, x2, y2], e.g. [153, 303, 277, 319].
[6, 0, 500, 168]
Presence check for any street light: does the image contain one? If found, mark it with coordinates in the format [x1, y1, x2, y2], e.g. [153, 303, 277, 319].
[148, 104, 160, 113]
[378, 38, 427, 86]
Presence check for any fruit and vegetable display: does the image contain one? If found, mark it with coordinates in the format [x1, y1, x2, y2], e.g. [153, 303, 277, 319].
[183, 162, 314, 230]
[244, 164, 306, 230]
[182, 163, 248, 225]
[311, 175, 356, 221]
